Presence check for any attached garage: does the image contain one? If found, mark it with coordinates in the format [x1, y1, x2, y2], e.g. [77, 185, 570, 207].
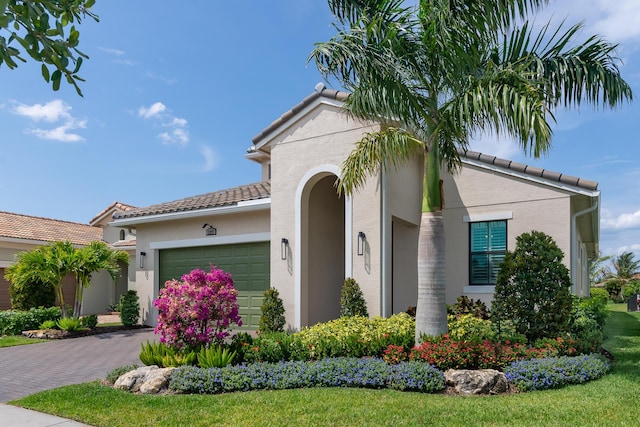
[158, 241, 270, 330]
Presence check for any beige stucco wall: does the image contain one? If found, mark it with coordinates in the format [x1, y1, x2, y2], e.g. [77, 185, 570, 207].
[133, 209, 270, 325]
[442, 162, 574, 306]
[268, 101, 383, 329]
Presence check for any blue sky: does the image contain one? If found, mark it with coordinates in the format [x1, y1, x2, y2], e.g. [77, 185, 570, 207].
[0, 0, 639, 261]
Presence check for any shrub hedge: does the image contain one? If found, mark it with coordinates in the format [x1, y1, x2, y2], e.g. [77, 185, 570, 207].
[169, 357, 445, 394]
[0, 306, 61, 335]
[504, 353, 610, 391]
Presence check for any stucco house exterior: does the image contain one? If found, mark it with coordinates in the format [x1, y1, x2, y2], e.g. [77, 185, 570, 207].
[0, 202, 137, 314]
[110, 84, 600, 330]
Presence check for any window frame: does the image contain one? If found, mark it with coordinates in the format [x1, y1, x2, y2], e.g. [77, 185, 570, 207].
[468, 219, 507, 286]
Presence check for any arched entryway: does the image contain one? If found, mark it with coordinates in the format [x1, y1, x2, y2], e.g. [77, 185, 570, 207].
[301, 174, 345, 326]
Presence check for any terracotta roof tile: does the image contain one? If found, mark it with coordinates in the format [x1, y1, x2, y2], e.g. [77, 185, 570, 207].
[460, 149, 598, 191]
[89, 201, 137, 225]
[113, 182, 271, 220]
[0, 211, 103, 245]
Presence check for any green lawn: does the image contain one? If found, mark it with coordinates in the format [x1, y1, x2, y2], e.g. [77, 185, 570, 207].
[0, 335, 48, 347]
[10, 304, 640, 427]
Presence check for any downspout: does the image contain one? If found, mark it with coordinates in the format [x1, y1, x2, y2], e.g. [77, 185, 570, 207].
[571, 197, 599, 296]
[381, 168, 388, 317]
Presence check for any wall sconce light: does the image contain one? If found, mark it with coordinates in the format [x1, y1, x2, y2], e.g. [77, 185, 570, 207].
[139, 251, 147, 269]
[281, 238, 289, 260]
[357, 232, 366, 256]
[202, 223, 217, 236]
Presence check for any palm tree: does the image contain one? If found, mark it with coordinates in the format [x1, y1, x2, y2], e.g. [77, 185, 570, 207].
[311, 0, 632, 341]
[5, 241, 76, 317]
[590, 253, 613, 285]
[70, 241, 129, 318]
[612, 251, 640, 280]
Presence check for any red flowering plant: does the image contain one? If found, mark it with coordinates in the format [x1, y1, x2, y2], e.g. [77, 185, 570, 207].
[154, 268, 242, 350]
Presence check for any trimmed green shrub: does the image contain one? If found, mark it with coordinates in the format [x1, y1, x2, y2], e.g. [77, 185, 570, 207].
[57, 317, 83, 331]
[604, 278, 625, 302]
[105, 365, 139, 385]
[119, 290, 140, 327]
[589, 287, 609, 305]
[0, 306, 61, 335]
[8, 278, 56, 311]
[505, 354, 611, 391]
[340, 277, 368, 317]
[492, 231, 574, 343]
[295, 313, 414, 359]
[622, 280, 640, 299]
[243, 332, 311, 363]
[258, 287, 286, 333]
[81, 314, 98, 329]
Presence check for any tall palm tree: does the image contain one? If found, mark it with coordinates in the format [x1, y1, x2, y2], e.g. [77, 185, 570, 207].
[311, 0, 632, 341]
[71, 241, 129, 318]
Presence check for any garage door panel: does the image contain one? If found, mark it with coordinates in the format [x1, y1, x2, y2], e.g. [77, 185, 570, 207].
[159, 242, 269, 330]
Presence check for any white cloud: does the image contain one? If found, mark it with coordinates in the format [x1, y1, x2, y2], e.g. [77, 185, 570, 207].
[601, 209, 640, 230]
[99, 47, 125, 56]
[12, 100, 86, 142]
[139, 102, 190, 145]
[138, 102, 167, 119]
[200, 145, 219, 172]
[13, 99, 71, 122]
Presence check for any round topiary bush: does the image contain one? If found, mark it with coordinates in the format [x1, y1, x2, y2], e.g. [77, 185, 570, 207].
[259, 287, 286, 333]
[491, 231, 573, 343]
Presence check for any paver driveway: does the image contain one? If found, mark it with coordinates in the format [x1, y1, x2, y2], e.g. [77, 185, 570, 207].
[0, 328, 155, 402]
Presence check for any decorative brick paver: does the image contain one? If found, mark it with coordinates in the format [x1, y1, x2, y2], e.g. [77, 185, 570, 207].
[0, 328, 155, 402]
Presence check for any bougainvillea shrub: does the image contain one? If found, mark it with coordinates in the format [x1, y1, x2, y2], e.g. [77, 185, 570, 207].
[154, 268, 242, 350]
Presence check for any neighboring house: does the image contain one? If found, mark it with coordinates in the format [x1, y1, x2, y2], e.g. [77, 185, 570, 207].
[0, 202, 137, 314]
[111, 84, 600, 330]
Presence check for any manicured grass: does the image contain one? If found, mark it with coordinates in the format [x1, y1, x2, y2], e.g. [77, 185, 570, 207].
[11, 304, 640, 427]
[0, 335, 48, 347]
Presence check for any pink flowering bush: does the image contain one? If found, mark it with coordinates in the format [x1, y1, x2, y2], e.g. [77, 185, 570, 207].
[154, 268, 242, 350]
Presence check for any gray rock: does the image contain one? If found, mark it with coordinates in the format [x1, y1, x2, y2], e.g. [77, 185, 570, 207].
[444, 369, 508, 395]
[114, 365, 175, 394]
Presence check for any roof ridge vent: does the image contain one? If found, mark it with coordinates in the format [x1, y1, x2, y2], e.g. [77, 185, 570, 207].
[314, 82, 326, 94]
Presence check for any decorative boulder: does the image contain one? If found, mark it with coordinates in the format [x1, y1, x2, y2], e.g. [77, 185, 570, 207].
[114, 365, 175, 394]
[444, 369, 508, 395]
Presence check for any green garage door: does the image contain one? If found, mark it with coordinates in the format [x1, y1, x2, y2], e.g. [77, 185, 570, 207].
[159, 241, 270, 330]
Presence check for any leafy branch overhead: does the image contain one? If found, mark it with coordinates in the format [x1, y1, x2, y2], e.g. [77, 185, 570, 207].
[0, 0, 99, 95]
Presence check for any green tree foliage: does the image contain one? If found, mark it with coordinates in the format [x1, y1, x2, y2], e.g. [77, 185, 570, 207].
[340, 277, 368, 318]
[0, 0, 98, 95]
[119, 290, 140, 327]
[8, 277, 55, 310]
[5, 240, 127, 318]
[312, 0, 632, 340]
[492, 231, 573, 342]
[70, 241, 129, 318]
[259, 287, 286, 333]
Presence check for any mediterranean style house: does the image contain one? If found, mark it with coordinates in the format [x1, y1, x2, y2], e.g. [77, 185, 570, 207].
[108, 84, 600, 330]
[0, 202, 137, 313]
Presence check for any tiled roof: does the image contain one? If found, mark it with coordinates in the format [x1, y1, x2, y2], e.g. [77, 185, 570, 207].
[251, 83, 348, 145]
[252, 84, 597, 192]
[112, 239, 137, 248]
[89, 201, 137, 225]
[461, 150, 598, 191]
[113, 182, 271, 220]
[0, 211, 103, 245]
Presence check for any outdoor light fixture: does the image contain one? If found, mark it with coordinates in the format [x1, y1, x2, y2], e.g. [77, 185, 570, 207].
[139, 251, 147, 269]
[202, 223, 217, 236]
[281, 238, 289, 260]
[357, 232, 366, 256]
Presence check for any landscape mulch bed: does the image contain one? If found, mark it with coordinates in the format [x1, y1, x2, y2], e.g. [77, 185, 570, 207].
[22, 325, 150, 339]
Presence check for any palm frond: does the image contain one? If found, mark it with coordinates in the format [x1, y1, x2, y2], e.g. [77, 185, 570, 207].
[339, 127, 424, 194]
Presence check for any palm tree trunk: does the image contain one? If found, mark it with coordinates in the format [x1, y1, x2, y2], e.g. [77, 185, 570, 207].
[415, 210, 448, 342]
